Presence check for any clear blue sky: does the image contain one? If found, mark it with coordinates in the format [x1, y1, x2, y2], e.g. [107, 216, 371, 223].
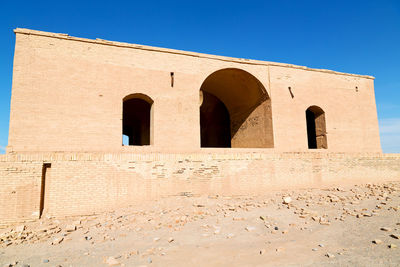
[0, 0, 399, 153]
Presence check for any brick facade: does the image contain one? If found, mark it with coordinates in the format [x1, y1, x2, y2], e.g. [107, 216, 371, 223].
[7, 29, 381, 153]
[1, 29, 395, 223]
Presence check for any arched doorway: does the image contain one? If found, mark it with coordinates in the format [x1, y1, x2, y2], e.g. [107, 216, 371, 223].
[200, 68, 274, 148]
[306, 106, 327, 149]
[123, 94, 153, 146]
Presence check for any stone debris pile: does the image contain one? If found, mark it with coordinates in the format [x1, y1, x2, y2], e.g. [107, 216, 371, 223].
[0, 182, 399, 266]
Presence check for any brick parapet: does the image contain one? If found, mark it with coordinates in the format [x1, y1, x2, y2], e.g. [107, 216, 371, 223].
[13, 28, 374, 80]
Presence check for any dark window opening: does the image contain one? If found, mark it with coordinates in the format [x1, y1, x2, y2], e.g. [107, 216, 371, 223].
[306, 110, 317, 149]
[306, 106, 327, 149]
[39, 163, 51, 219]
[123, 94, 153, 146]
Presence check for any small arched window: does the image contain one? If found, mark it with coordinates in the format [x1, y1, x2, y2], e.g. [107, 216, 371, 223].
[122, 94, 153, 146]
[306, 106, 327, 149]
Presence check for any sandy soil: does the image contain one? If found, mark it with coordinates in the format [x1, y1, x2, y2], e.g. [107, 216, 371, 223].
[1, 181, 399, 267]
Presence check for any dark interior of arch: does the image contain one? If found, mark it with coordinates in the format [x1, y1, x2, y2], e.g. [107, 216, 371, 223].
[123, 98, 151, 146]
[200, 92, 231, 147]
[200, 68, 274, 148]
[306, 106, 327, 149]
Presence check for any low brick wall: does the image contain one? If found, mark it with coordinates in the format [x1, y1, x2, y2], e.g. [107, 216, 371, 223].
[0, 158, 42, 223]
[1, 152, 399, 223]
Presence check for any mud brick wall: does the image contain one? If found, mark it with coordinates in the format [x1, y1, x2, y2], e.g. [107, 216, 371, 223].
[0, 155, 42, 223]
[8, 29, 381, 153]
[0, 152, 399, 223]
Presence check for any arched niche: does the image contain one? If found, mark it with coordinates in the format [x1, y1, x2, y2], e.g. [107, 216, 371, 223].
[200, 68, 274, 148]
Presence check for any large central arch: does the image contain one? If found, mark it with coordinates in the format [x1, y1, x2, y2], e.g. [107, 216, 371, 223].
[200, 68, 274, 148]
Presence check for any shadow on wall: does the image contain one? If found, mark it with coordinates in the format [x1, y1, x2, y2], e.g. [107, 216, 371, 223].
[200, 68, 274, 148]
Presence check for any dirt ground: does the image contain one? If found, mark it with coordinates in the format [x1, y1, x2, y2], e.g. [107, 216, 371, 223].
[1, 181, 399, 267]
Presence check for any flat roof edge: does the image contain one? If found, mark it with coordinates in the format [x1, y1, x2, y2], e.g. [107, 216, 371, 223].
[14, 28, 375, 80]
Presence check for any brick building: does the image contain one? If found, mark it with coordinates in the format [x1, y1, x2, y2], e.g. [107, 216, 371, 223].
[1, 29, 398, 223]
[7, 28, 381, 153]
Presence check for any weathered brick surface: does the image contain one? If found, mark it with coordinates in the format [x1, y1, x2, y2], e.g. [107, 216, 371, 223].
[1, 152, 399, 222]
[0, 156, 42, 223]
[8, 29, 381, 153]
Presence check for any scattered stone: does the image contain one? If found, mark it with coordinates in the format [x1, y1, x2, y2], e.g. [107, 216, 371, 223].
[129, 250, 139, 256]
[105, 256, 120, 266]
[226, 233, 235, 239]
[245, 226, 256, 232]
[65, 225, 76, 232]
[328, 195, 340, 202]
[2, 182, 399, 264]
[15, 225, 25, 232]
[390, 234, 399, 239]
[51, 237, 64, 245]
[283, 197, 292, 204]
